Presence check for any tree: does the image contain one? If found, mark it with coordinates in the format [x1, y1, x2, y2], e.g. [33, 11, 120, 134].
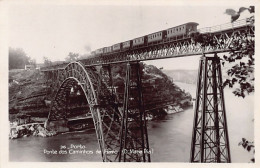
[43, 56, 52, 66]
[222, 6, 255, 98]
[224, 6, 255, 23]
[9, 47, 31, 69]
[224, 6, 255, 162]
[190, 6, 255, 98]
[238, 138, 255, 163]
[65, 52, 79, 62]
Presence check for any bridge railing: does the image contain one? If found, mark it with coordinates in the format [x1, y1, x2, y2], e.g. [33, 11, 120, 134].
[198, 18, 251, 34]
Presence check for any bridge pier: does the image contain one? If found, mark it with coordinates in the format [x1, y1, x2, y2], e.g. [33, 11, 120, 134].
[190, 54, 231, 163]
[119, 62, 150, 162]
[100, 65, 115, 98]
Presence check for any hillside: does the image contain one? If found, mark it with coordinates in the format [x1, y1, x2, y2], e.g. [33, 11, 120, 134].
[9, 64, 192, 122]
[9, 69, 50, 122]
[163, 69, 198, 84]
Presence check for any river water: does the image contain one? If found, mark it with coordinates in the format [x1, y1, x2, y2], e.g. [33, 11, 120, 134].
[9, 82, 254, 162]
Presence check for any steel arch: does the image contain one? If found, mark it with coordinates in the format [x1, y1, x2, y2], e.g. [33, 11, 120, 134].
[46, 61, 122, 162]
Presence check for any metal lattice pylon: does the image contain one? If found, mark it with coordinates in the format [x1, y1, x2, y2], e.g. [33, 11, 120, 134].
[119, 62, 151, 162]
[190, 54, 231, 163]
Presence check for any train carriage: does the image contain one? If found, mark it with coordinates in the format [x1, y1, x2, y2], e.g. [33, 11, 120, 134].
[166, 22, 199, 39]
[122, 40, 132, 50]
[104, 46, 112, 54]
[112, 43, 121, 52]
[147, 31, 165, 43]
[167, 24, 186, 38]
[186, 22, 199, 34]
[93, 22, 199, 57]
[132, 36, 145, 47]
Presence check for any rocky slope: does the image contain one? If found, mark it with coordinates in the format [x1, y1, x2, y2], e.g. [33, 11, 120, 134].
[9, 69, 50, 122]
[9, 64, 192, 123]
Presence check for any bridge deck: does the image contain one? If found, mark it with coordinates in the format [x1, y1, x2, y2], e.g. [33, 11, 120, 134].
[41, 18, 254, 71]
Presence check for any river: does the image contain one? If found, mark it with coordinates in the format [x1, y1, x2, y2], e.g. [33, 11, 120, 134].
[9, 82, 254, 162]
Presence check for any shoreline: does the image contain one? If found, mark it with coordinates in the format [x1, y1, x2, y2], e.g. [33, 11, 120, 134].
[9, 104, 193, 140]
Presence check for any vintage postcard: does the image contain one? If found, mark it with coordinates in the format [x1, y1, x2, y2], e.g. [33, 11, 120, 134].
[0, 0, 259, 168]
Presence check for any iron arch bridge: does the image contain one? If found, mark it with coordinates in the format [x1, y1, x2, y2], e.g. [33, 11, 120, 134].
[42, 18, 254, 162]
[45, 62, 150, 162]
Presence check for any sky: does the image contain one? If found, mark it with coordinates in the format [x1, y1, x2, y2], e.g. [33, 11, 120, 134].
[7, 1, 254, 69]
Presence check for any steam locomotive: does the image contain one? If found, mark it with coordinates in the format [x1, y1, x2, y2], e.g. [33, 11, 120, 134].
[91, 22, 199, 56]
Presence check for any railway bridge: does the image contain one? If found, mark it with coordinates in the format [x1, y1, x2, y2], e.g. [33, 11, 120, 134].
[41, 18, 254, 162]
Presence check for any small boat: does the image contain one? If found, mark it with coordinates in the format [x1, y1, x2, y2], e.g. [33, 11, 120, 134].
[69, 123, 90, 131]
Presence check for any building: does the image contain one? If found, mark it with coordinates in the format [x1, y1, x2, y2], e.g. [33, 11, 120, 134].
[25, 64, 36, 70]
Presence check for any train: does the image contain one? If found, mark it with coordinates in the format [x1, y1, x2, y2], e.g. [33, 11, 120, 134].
[91, 22, 199, 56]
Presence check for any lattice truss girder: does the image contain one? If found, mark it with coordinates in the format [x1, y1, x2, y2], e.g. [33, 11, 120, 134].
[190, 55, 231, 163]
[47, 62, 124, 162]
[40, 25, 254, 72]
[80, 25, 254, 66]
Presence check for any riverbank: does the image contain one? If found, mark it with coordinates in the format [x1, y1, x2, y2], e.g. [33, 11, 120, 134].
[9, 103, 190, 140]
[9, 122, 57, 139]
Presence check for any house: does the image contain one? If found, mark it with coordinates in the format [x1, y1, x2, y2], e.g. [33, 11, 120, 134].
[25, 64, 35, 70]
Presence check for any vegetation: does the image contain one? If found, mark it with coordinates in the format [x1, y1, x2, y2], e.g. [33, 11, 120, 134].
[238, 138, 255, 163]
[9, 47, 35, 69]
[65, 52, 79, 62]
[190, 6, 255, 98]
[43, 56, 52, 66]
[222, 7, 255, 98]
[225, 6, 255, 163]
[9, 69, 49, 121]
